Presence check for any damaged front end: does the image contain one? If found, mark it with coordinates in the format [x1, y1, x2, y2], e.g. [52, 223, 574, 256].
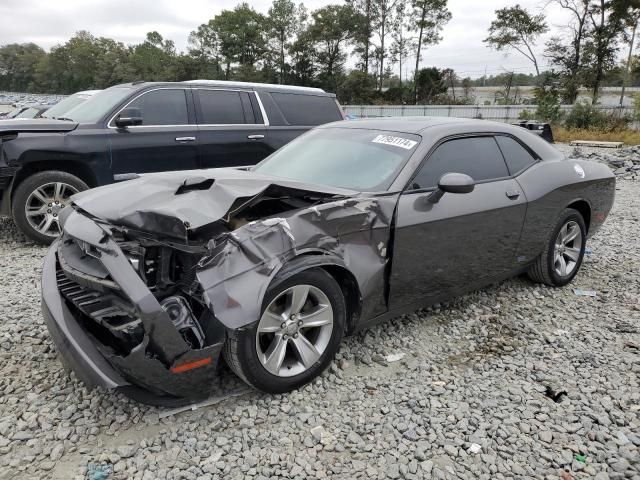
[42, 168, 396, 403]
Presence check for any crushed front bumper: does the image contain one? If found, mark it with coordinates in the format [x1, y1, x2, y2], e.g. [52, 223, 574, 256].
[41, 209, 226, 405]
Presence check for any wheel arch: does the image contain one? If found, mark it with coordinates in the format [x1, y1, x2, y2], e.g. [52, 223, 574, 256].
[273, 251, 363, 334]
[566, 199, 591, 234]
[9, 160, 98, 206]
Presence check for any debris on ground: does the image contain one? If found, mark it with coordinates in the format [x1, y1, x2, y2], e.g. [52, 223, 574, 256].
[385, 352, 406, 363]
[573, 288, 597, 297]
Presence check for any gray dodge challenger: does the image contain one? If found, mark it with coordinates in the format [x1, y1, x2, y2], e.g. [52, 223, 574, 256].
[41, 117, 615, 405]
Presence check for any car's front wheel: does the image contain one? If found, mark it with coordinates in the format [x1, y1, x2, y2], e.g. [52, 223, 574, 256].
[223, 268, 345, 393]
[12, 171, 88, 245]
[527, 208, 587, 287]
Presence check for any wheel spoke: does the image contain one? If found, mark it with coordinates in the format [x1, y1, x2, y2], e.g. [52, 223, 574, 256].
[259, 310, 285, 333]
[39, 216, 54, 233]
[262, 334, 288, 375]
[558, 255, 567, 276]
[26, 205, 47, 217]
[31, 188, 50, 205]
[299, 304, 332, 328]
[564, 224, 579, 244]
[53, 182, 65, 201]
[291, 334, 321, 368]
[287, 285, 309, 315]
[563, 247, 580, 262]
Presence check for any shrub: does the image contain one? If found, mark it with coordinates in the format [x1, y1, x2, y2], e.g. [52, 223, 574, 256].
[564, 101, 630, 132]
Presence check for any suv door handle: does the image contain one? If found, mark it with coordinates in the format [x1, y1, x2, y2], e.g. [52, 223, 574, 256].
[175, 136, 196, 142]
[247, 134, 265, 140]
[506, 189, 521, 199]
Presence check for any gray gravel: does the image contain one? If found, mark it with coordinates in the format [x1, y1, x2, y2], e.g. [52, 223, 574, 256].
[0, 146, 639, 480]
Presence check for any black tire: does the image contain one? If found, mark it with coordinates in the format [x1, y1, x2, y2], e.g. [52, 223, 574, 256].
[527, 208, 587, 287]
[12, 171, 88, 245]
[223, 268, 345, 393]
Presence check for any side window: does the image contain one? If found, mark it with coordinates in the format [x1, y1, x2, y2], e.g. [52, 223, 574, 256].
[127, 89, 188, 126]
[495, 135, 537, 175]
[270, 92, 341, 125]
[197, 90, 249, 124]
[412, 136, 509, 189]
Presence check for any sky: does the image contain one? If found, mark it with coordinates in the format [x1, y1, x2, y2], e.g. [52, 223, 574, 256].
[0, 0, 575, 78]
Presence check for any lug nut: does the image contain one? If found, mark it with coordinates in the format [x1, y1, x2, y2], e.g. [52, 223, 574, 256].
[53, 214, 57, 217]
[293, 333, 298, 338]
[55, 201, 59, 205]
[281, 323, 286, 329]
[47, 209, 52, 213]
[297, 320, 303, 326]
[283, 334, 288, 339]
[48, 203, 52, 207]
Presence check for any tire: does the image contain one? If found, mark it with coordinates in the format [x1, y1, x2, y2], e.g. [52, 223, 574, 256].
[12, 171, 88, 245]
[527, 208, 587, 287]
[223, 268, 345, 393]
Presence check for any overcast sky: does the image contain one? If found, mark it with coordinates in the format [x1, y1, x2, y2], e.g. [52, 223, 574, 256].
[0, 0, 574, 78]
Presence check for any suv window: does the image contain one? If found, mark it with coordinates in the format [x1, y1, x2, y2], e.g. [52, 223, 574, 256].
[495, 135, 537, 174]
[127, 89, 188, 126]
[412, 136, 509, 189]
[270, 92, 341, 125]
[197, 90, 252, 124]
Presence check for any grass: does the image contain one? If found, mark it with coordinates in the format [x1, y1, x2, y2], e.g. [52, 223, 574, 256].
[553, 126, 640, 145]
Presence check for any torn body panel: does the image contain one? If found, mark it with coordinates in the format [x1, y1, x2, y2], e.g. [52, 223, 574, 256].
[196, 195, 397, 330]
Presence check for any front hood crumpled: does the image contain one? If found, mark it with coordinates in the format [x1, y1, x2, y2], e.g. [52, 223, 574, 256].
[71, 168, 356, 239]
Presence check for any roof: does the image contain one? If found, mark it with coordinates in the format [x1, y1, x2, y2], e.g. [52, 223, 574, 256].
[182, 80, 326, 94]
[321, 116, 506, 134]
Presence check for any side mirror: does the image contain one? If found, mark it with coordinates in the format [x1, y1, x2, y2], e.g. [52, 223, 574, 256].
[427, 173, 475, 203]
[114, 107, 143, 128]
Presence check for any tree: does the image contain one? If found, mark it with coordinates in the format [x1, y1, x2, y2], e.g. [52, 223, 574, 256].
[0, 43, 46, 92]
[370, 0, 400, 91]
[347, 0, 374, 73]
[129, 32, 177, 82]
[307, 5, 366, 92]
[414, 67, 447, 103]
[544, 0, 591, 104]
[188, 20, 223, 79]
[268, 0, 305, 84]
[389, 2, 415, 90]
[210, 3, 268, 78]
[582, 0, 626, 103]
[484, 5, 548, 76]
[409, 0, 451, 104]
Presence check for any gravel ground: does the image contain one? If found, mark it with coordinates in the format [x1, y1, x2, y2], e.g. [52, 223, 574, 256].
[0, 146, 639, 480]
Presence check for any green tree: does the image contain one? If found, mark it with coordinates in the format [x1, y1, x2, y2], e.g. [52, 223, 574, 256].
[129, 31, 178, 81]
[389, 2, 415, 90]
[307, 5, 366, 92]
[0, 43, 46, 91]
[544, 0, 591, 104]
[268, 0, 305, 84]
[414, 67, 447, 103]
[188, 20, 224, 79]
[484, 5, 548, 76]
[211, 3, 268, 78]
[339, 70, 377, 103]
[409, 0, 451, 104]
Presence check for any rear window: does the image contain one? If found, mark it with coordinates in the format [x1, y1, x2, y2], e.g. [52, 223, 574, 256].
[270, 92, 341, 126]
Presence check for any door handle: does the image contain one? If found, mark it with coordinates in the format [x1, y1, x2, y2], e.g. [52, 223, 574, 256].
[506, 189, 521, 199]
[175, 136, 196, 142]
[247, 134, 265, 140]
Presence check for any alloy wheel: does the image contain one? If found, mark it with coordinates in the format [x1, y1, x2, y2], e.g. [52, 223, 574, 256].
[256, 284, 334, 377]
[24, 182, 78, 237]
[553, 220, 582, 277]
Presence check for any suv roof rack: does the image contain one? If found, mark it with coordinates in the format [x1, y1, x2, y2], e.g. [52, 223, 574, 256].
[182, 79, 325, 93]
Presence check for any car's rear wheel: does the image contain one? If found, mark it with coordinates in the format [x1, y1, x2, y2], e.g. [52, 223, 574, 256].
[12, 171, 88, 245]
[527, 208, 587, 287]
[223, 268, 345, 393]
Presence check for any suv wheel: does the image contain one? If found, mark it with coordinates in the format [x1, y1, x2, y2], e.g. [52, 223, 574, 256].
[12, 171, 88, 245]
[223, 268, 345, 393]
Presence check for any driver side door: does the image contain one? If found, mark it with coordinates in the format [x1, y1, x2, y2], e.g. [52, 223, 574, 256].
[389, 135, 527, 310]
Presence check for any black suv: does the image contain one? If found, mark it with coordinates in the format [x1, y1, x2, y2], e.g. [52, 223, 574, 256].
[0, 80, 345, 243]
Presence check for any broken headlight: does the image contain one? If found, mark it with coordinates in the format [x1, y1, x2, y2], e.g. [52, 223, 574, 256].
[160, 296, 205, 350]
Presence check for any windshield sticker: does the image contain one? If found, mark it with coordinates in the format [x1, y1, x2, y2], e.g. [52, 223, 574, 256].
[372, 134, 417, 150]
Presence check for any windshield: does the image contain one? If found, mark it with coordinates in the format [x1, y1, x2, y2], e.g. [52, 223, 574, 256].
[254, 127, 420, 191]
[62, 87, 133, 123]
[43, 94, 92, 119]
[15, 107, 41, 119]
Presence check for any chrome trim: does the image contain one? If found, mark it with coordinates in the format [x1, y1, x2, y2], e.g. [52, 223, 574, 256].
[182, 79, 325, 93]
[247, 134, 265, 140]
[175, 136, 196, 142]
[253, 92, 270, 127]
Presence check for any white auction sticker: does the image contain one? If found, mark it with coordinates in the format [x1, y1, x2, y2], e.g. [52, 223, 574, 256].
[372, 134, 417, 150]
